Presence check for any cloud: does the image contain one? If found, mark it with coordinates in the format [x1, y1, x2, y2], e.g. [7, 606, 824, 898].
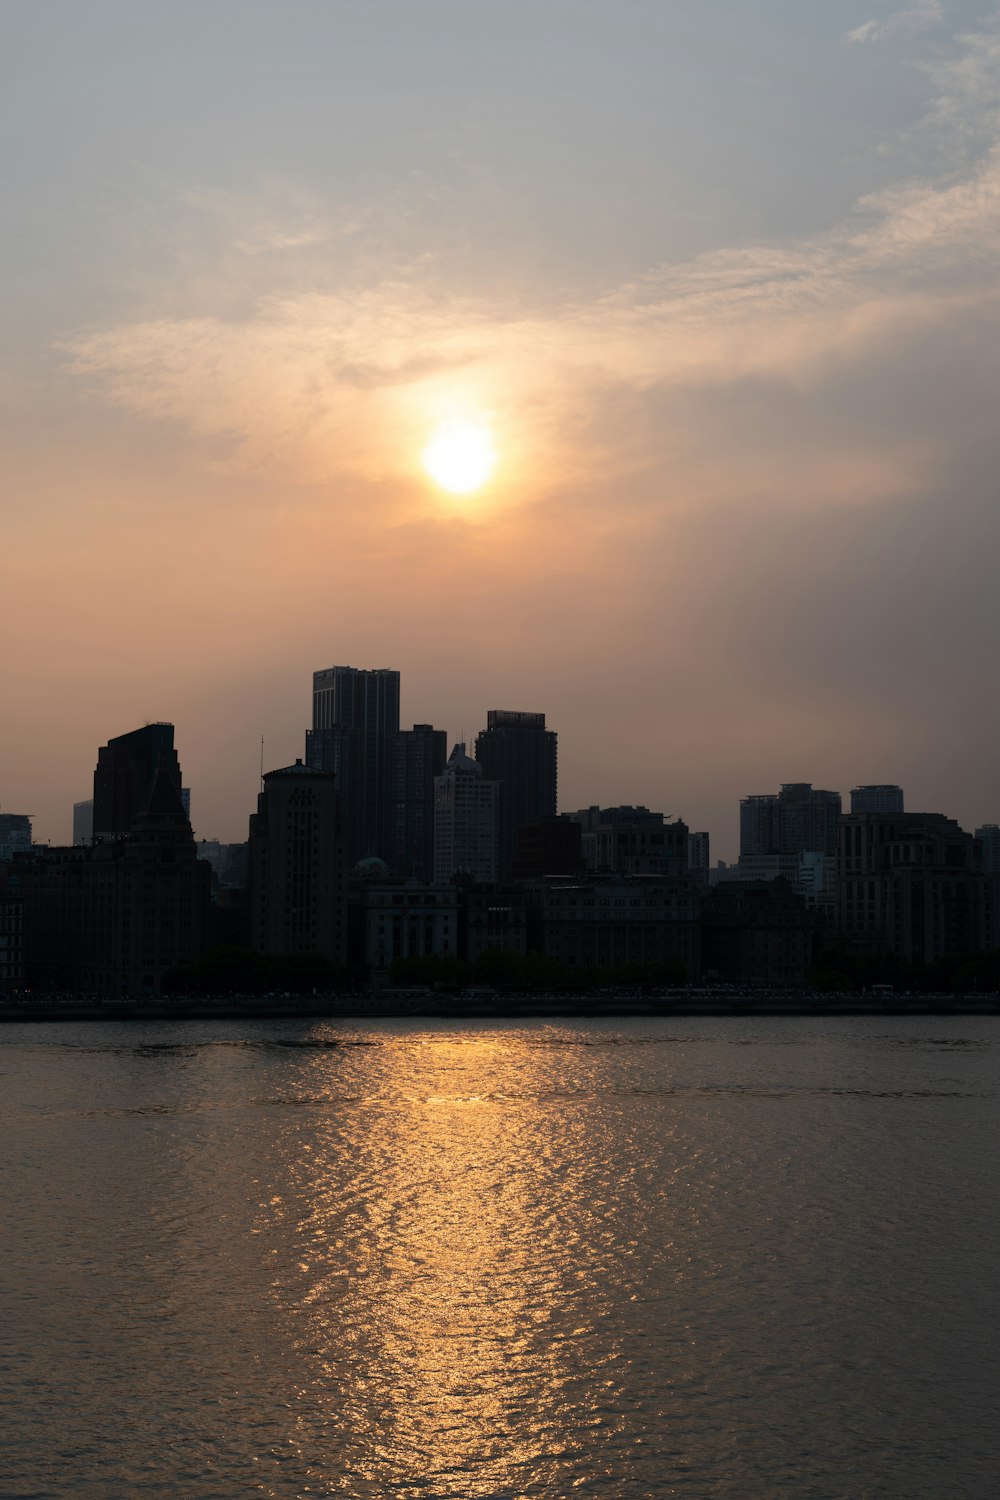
[847, 1, 944, 45]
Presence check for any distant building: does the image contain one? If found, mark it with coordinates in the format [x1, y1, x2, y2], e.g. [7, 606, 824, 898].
[248, 761, 347, 963]
[475, 710, 557, 881]
[0, 879, 24, 993]
[975, 824, 1000, 874]
[701, 880, 819, 985]
[93, 723, 185, 840]
[18, 766, 210, 995]
[433, 744, 498, 884]
[740, 784, 841, 859]
[352, 877, 458, 980]
[305, 724, 364, 864]
[838, 812, 998, 964]
[850, 785, 904, 815]
[0, 810, 32, 861]
[568, 806, 688, 877]
[536, 876, 701, 976]
[72, 800, 93, 846]
[311, 665, 400, 861]
[688, 831, 710, 880]
[389, 724, 447, 883]
[465, 889, 530, 963]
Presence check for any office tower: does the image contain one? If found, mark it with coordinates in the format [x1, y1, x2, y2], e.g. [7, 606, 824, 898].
[688, 831, 710, 877]
[73, 800, 93, 846]
[0, 810, 33, 861]
[248, 761, 346, 962]
[740, 785, 840, 860]
[433, 744, 498, 884]
[851, 785, 904, 815]
[389, 724, 447, 882]
[740, 795, 781, 856]
[975, 825, 1000, 873]
[311, 666, 400, 862]
[475, 710, 557, 881]
[778, 784, 841, 857]
[305, 724, 364, 864]
[93, 723, 184, 840]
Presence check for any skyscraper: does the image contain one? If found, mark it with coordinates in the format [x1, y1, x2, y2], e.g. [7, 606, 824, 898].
[248, 761, 346, 962]
[851, 785, 905, 815]
[475, 710, 557, 881]
[739, 795, 781, 856]
[389, 724, 447, 882]
[311, 666, 400, 862]
[740, 784, 841, 860]
[93, 723, 185, 840]
[433, 744, 498, 884]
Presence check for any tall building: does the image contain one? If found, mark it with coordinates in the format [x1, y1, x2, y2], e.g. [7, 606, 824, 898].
[688, 831, 710, 880]
[389, 724, 447, 882]
[73, 800, 93, 846]
[475, 710, 557, 881]
[311, 666, 400, 862]
[18, 766, 210, 995]
[740, 784, 840, 859]
[305, 724, 364, 865]
[778, 784, 841, 857]
[0, 810, 33, 861]
[740, 795, 781, 856]
[248, 761, 347, 962]
[433, 744, 498, 884]
[975, 824, 1000, 873]
[93, 723, 184, 840]
[568, 806, 688, 877]
[851, 785, 904, 815]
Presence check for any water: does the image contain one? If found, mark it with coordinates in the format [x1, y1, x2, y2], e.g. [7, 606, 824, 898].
[1, 1016, 998, 1499]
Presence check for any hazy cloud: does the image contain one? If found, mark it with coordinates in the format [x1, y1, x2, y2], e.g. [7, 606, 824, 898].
[848, 1, 945, 44]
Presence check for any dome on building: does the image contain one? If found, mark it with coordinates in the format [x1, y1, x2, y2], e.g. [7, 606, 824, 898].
[353, 855, 389, 879]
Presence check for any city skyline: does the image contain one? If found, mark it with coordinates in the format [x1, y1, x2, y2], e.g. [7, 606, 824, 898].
[5, 1, 1000, 864]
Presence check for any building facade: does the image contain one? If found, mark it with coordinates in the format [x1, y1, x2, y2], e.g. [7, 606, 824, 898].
[311, 665, 400, 862]
[475, 710, 557, 881]
[433, 745, 498, 884]
[248, 762, 347, 963]
[389, 724, 447, 882]
[851, 785, 905, 815]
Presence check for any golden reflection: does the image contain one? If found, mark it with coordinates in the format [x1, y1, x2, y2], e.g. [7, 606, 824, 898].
[275, 1029, 627, 1496]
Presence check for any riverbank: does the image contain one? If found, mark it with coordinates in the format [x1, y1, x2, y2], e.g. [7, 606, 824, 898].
[2, 989, 999, 1021]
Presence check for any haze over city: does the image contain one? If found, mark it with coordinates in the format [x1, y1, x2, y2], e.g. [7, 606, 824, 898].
[4, 1, 999, 857]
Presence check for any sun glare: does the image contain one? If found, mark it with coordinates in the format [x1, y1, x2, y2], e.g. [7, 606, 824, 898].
[422, 419, 497, 495]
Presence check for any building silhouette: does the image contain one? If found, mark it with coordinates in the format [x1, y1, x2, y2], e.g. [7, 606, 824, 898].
[975, 824, 1000, 873]
[73, 800, 93, 846]
[0, 810, 32, 861]
[740, 784, 841, 859]
[475, 710, 557, 881]
[305, 724, 364, 864]
[93, 723, 184, 840]
[850, 784, 904, 815]
[248, 761, 347, 963]
[389, 724, 447, 882]
[18, 764, 209, 994]
[433, 744, 498, 884]
[569, 805, 688, 876]
[310, 666, 400, 861]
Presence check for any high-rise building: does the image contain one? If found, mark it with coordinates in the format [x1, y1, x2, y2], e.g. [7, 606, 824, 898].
[688, 831, 710, 879]
[974, 824, 1000, 873]
[475, 710, 557, 881]
[740, 784, 840, 859]
[568, 806, 688, 876]
[778, 784, 841, 857]
[0, 810, 33, 861]
[305, 724, 364, 865]
[93, 723, 184, 840]
[248, 761, 346, 962]
[433, 744, 498, 884]
[73, 800, 93, 846]
[311, 666, 400, 862]
[851, 785, 904, 815]
[389, 724, 447, 882]
[740, 795, 781, 856]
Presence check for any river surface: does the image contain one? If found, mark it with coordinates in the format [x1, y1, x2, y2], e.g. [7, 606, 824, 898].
[2, 1016, 998, 1499]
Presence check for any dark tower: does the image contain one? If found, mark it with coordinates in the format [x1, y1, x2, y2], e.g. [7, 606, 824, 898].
[93, 724, 184, 840]
[310, 666, 400, 862]
[248, 761, 346, 962]
[389, 724, 447, 882]
[475, 710, 557, 882]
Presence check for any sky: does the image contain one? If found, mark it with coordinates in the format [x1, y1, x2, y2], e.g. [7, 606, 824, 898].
[3, 0, 999, 857]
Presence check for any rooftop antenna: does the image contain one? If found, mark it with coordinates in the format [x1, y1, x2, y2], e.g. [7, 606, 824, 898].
[260, 735, 265, 791]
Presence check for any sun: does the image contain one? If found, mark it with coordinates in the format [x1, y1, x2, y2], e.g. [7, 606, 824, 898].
[422, 418, 497, 495]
